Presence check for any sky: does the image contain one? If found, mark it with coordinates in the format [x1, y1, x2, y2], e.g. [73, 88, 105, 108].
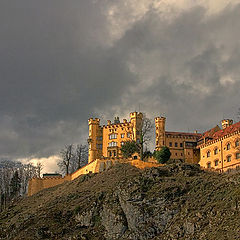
[1, 0, 240, 172]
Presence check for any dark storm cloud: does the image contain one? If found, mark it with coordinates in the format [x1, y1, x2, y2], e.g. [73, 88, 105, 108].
[0, 1, 240, 159]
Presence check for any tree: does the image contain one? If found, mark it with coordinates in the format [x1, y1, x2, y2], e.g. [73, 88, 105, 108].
[70, 144, 88, 173]
[138, 115, 153, 161]
[10, 171, 21, 198]
[121, 141, 139, 158]
[153, 146, 171, 164]
[58, 144, 74, 175]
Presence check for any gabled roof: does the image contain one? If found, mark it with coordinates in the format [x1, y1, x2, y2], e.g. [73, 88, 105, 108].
[212, 121, 240, 139]
[200, 125, 221, 140]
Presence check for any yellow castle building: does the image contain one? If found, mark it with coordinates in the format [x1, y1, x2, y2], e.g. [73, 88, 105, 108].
[88, 112, 143, 163]
[198, 119, 240, 172]
[155, 117, 201, 164]
[28, 112, 240, 196]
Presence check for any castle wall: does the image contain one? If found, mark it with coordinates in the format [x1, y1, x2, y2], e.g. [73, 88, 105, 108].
[28, 157, 162, 196]
[199, 131, 240, 172]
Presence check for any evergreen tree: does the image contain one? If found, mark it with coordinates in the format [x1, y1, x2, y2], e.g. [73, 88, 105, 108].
[153, 146, 171, 164]
[10, 171, 21, 198]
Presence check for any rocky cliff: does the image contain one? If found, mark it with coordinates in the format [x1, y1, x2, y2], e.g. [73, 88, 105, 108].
[1, 163, 240, 240]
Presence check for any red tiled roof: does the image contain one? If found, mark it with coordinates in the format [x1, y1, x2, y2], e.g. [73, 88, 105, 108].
[211, 121, 240, 140]
[200, 125, 221, 140]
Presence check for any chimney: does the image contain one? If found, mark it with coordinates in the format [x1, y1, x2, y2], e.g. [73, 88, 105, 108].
[221, 119, 233, 129]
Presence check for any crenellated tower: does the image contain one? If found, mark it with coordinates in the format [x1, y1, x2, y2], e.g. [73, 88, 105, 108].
[155, 116, 166, 150]
[88, 118, 102, 163]
[130, 112, 143, 142]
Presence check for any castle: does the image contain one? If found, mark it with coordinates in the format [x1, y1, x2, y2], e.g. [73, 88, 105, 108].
[28, 112, 240, 196]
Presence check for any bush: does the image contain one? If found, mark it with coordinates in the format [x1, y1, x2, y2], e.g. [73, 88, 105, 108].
[153, 146, 171, 164]
[121, 141, 139, 158]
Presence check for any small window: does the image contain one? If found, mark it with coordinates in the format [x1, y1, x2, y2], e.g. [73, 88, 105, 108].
[180, 143, 183, 147]
[227, 155, 231, 162]
[169, 142, 172, 147]
[236, 153, 240, 159]
[236, 140, 239, 147]
[136, 139, 140, 144]
[127, 132, 131, 138]
[214, 148, 218, 155]
[207, 151, 210, 158]
[181, 153, 183, 156]
[215, 160, 219, 166]
[227, 143, 230, 150]
[121, 141, 125, 146]
[175, 153, 177, 156]
[175, 142, 178, 147]
[121, 133, 124, 138]
[207, 162, 211, 168]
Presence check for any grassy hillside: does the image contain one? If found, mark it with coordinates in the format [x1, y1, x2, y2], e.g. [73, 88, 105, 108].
[1, 163, 240, 240]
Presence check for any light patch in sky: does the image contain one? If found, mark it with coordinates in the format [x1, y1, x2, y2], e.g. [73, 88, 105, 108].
[20, 155, 60, 175]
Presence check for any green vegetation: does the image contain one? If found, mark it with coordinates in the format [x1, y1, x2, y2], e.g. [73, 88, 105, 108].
[120, 140, 139, 158]
[153, 146, 171, 163]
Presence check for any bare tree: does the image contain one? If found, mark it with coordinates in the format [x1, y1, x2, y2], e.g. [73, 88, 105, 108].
[58, 144, 74, 175]
[75, 144, 88, 169]
[138, 115, 153, 161]
[36, 162, 44, 178]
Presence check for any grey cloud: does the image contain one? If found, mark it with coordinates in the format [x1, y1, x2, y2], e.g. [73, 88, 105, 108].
[0, 1, 240, 160]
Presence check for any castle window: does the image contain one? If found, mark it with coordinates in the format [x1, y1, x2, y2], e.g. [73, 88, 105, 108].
[180, 143, 183, 147]
[127, 132, 131, 138]
[214, 148, 218, 155]
[175, 142, 178, 147]
[137, 139, 140, 144]
[175, 153, 177, 156]
[109, 151, 112, 157]
[169, 142, 172, 147]
[121, 133, 124, 138]
[207, 151, 210, 158]
[236, 153, 240, 159]
[227, 143, 230, 150]
[109, 133, 117, 140]
[207, 162, 211, 168]
[236, 140, 239, 147]
[227, 155, 231, 162]
[109, 142, 117, 147]
[214, 160, 219, 166]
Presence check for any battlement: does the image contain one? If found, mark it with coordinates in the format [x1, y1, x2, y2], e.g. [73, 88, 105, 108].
[130, 112, 143, 119]
[155, 116, 166, 123]
[88, 118, 100, 125]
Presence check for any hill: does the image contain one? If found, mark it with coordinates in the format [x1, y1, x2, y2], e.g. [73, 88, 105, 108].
[1, 162, 240, 240]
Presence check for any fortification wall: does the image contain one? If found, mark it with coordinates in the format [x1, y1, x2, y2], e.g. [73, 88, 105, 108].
[28, 158, 162, 196]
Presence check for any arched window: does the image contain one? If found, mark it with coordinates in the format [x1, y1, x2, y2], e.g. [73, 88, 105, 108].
[226, 143, 231, 150]
[227, 155, 231, 162]
[207, 151, 211, 158]
[214, 160, 219, 166]
[236, 140, 240, 147]
[207, 162, 211, 168]
[214, 148, 218, 155]
[236, 153, 240, 159]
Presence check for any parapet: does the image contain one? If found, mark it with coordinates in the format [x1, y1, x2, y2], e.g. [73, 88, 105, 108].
[88, 118, 100, 125]
[130, 112, 143, 119]
[155, 116, 166, 123]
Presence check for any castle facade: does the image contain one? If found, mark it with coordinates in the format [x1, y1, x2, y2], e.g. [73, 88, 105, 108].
[198, 119, 240, 172]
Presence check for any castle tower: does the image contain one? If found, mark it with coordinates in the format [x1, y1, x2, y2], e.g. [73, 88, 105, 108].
[130, 112, 143, 142]
[155, 117, 166, 150]
[88, 118, 102, 163]
[221, 119, 233, 129]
